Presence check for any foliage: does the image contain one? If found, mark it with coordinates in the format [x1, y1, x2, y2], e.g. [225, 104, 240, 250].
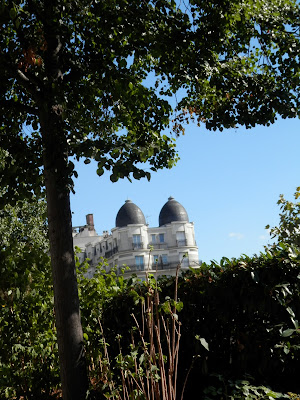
[2, 1, 300, 397]
[203, 374, 291, 400]
[0, 197, 60, 399]
[179, 246, 300, 396]
[77, 260, 183, 399]
[1, 219, 300, 398]
[266, 187, 300, 248]
[97, 245, 300, 398]
[1, 0, 300, 197]
[76, 260, 133, 373]
[176, 0, 300, 131]
[89, 273, 181, 399]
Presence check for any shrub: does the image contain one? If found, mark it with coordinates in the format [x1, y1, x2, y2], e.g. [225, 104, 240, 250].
[0, 198, 60, 399]
[95, 244, 300, 398]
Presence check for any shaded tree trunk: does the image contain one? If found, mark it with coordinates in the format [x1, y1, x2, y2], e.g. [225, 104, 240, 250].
[40, 106, 88, 400]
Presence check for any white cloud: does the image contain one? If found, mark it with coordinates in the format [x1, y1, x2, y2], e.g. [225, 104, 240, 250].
[229, 232, 244, 240]
[259, 229, 270, 240]
[259, 235, 267, 240]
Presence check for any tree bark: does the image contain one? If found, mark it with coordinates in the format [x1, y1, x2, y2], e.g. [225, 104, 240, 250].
[40, 107, 89, 400]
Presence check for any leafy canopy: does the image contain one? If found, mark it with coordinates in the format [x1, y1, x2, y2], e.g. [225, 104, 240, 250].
[1, 0, 300, 198]
[266, 187, 300, 248]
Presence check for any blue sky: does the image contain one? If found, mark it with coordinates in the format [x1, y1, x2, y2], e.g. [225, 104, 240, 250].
[71, 116, 300, 263]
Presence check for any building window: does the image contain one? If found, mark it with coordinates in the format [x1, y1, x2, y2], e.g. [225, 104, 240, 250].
[176, 231, 186, 246]
[151, 234, 156, 244]
[135, 256, 144, 271]
[162, 254, 168, 265]
[159, 233, 165, 243]
[133, 234, 142, 249]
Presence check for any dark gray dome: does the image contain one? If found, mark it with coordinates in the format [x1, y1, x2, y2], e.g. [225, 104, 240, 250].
[159, 196, 189, 227]
[116, 200, 146, 227]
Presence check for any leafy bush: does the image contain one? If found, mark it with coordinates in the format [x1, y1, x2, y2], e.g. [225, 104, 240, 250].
[96, 244, 300, 398]
[0, 198, 60, 399]
[79, 267, 183, 399]
[203, 374, 291, 399]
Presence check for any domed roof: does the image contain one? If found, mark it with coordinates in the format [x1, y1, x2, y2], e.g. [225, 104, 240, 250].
[116, 200, 146, 228]
[159, 196, 189, 227]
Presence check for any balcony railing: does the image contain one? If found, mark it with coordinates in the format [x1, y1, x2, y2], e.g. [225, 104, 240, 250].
[132, 242, 144, 249]
[105, 246, 118, 258]
[126, 261, 185, 272]
[148, 242, 166, 249]
[176, 239, 187, 246]
[122, 264, 145, 272]
[115, 261, 197, 274]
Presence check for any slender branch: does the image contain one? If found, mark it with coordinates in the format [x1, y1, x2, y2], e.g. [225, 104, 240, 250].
[4, 1, 43, 92]
[15, 69, 42, 102]
[1, 53, 39, 99]
[0, 99, 39, 115]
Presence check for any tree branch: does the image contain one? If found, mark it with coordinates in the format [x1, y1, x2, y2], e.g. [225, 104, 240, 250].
[0, 99, 39, 116]
[15, 69, 42, 103]
[1, 53, 42, 101]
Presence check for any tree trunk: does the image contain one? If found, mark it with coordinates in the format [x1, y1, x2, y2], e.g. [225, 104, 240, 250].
[40, 108, 89, 400]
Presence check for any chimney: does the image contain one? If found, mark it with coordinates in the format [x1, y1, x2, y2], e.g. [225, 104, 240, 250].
[86, 214, 94, 231]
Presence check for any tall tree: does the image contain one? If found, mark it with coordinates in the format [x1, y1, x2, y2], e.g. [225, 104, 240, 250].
[1, 1, 300, 398]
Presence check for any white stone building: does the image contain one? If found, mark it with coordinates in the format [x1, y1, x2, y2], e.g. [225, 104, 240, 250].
[73, 197, 199, 278]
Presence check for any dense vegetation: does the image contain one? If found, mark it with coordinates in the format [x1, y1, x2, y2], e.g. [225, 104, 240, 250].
[1, 193, 300, 399]
[86, 246, 300, 399]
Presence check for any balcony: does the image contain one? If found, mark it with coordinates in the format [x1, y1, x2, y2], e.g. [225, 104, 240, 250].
[176, 239, 187, 246]
[148, 242, 166, 249]
[132, 242, 144, 250]
[150, 261, 186, 271]
[123, 264, 145, 272]
[117, 261, 191, 274]
[105, 246, 118, 258]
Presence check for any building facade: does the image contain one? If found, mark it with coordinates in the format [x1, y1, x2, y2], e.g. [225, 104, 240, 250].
[73, 197, 199, 278]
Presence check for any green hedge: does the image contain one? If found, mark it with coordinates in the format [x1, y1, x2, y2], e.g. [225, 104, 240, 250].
[93, 244, 300, 398]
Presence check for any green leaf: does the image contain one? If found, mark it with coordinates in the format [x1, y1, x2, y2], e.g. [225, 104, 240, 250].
[286, 307, 295, 318]
[9, 7, 17, 19]
[110, 174, 118, 182]
[196, 336, 209, 351]
[96, 167, 104, 176]
[281, 328, 296, 337]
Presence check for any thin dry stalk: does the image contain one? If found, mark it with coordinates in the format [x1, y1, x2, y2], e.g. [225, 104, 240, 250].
[96, 260, 183, 400]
